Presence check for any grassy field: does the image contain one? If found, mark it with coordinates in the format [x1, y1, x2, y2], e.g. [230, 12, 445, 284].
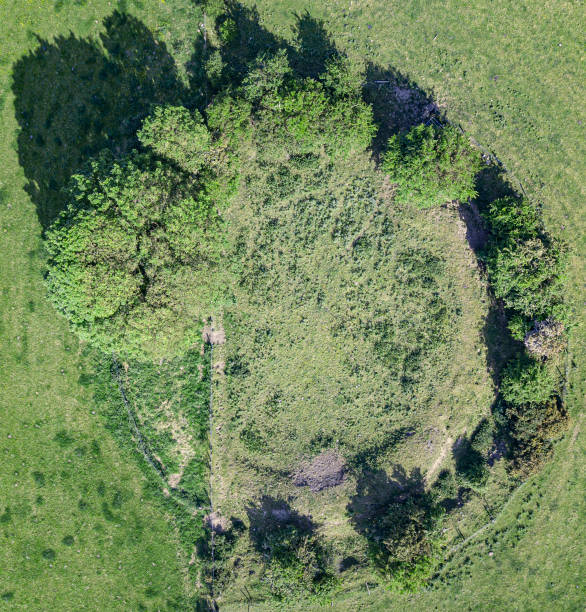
[1, 0, 583, 609]
[0, 1, 210, 609]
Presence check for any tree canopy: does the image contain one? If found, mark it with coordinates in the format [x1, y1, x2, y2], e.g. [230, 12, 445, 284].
[382, 123, 482, 208]
[45, 122, 229, 358]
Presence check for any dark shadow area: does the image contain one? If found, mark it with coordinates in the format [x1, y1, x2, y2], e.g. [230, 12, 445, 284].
[246, 495, 316, 556]
[289, 10, 337, 78]
[14, 2, 434, 234]
[12, 11, 187, 231]
[347, 465, 439, 569]
[452, 435, 488, 489]
[210, 1, 285, 89]
[363, 64, 437, 154]
[347, 465, 425, 539]
[348, 426, 415, 471]
[429, 468, 461, 512]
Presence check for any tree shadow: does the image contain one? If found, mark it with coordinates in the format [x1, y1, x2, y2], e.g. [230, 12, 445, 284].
[13, 2, 435, 234]
[246, 495, 316, 556]
[347, 465, 425, 540]
[210, 1, 285, 89]
[12, 11, 187, 231]
[363, 64, 436, 154]
[289, 10, 337, 78]
[452, 435, 488, 488]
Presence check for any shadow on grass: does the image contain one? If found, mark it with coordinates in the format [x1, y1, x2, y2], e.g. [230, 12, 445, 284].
[13, 3, 434, 232]
[246, 495, 316, 555]
[347, 465, 440, 569]
[12, 11, 187, 231]
[347, 465, 425, 539]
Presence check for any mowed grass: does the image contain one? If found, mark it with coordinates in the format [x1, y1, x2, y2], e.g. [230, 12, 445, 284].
[0, 0, 207, 609]
[231, 1, 585, 609]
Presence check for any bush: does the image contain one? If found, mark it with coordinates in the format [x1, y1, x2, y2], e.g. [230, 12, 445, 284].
[507, 313, 532, 341]
[45, 149, 228, 359]
[485, 236, 567, 321]
[500, 354, 559, 406]
[382, 124, 482, 208]
[430, 469, 458, 503]
[483, 196, 542, 243]
[455, 443, 488, 489]
[505, 397, 568, 476]
[241, 51, 375, 158]
[482, 196, 568, 322]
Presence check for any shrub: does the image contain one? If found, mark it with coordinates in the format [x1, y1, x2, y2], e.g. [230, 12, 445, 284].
[45, 149, 228, 359]
[430, 469, 458, 503]
[455, 443, 488, 489]
[505, 397, 568, 476]
[241, 51, 375, 158]
[485, 236, 567, 321]
[500, 354, 559, 406]
[382, 123, 482, 208]
[262, 528, 336, 602]
[469, 418, 494, 455]
[483, 196, 542, 243]
[482, 196, 568, 322]
[507, 313, 532, 341]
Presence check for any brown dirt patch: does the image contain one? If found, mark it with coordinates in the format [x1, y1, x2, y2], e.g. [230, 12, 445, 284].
[293, 450, 346, 492]
[205, 511, 231, 534]
[202, 325, 226, 345]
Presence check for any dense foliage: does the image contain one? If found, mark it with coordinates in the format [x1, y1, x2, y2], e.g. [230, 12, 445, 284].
[45, 111, 230, 359]
[237, 50, 375, 159]
[500, 354, 559, 407]
[382, 123, 482, 208]
[482, 196, 568, 326]
[501, 397, 568, 476]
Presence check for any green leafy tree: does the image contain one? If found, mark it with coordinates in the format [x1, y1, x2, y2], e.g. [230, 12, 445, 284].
[483, 196, 542, 243]
[241, 51, 375, 158]
[504, 397, 568, 476]
[482, 196, 568, 322]
[500, 354, 559, 406]
[45, 149, 227, 359]
[485, 236, 567, 321]
[138, 105, 211, 175]
[382, 123, 482, 208]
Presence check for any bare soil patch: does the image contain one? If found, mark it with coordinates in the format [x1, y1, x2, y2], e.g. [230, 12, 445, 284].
[205, 511, 231, 534]
[293, 450, 347, 492]
[203, 326, 226, 345]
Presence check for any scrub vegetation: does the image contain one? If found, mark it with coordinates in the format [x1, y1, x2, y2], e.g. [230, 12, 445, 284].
[1, 0, 582, 610]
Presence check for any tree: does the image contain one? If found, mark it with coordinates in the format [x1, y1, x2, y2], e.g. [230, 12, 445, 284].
[241, 51, 375, 159]
[482, 196, 568, 322]
[485, 236, 567, 321]
[382, 123, 482, 208]
[500, 354, 559, 406]
[45, 148, 227, 359]
[138, 105, 211, 175]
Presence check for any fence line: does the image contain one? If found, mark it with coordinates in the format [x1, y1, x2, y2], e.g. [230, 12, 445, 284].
[208, 341, 216, 604]
[111, 355, 207, 515]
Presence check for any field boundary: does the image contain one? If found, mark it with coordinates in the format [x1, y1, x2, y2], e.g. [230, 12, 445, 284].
[111, 354, 208, 516]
